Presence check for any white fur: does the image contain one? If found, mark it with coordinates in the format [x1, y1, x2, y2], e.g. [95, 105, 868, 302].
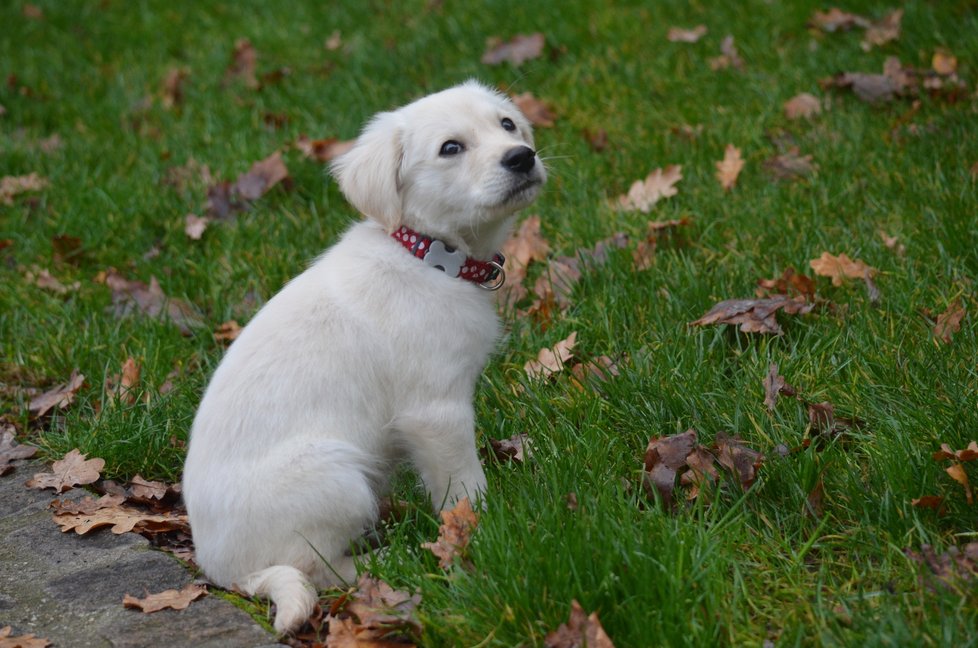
[181, 81, 545, 634]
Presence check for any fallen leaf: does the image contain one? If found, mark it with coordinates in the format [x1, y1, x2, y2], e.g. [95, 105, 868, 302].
[103, 269, 202, 334]
[715, 432, 764, 489]
[878, 230, 906, 256]
[617, 165, 682, 212]
[161, 68, 188, 109]
[946, 463, 973, 505]
[22, 4, 44, 19]
[487, 433, 532, 464]
[531, 257, 582, 313]
[932, 49, 958, 76]
[481, 33, 545, 66]
[51, 234, 83, 264]
[808, 8, 870, 32]
[421, 497, 479, 569]
[28, 370, 85, 418]
[234, 151, 289, 201]
[104, 357, 142, 407]
[784, 93, 822, 120]
[933, 300, 965, 344]
[295, 135, 355, 162]
[690, 296, 815, 335]
[764, 147, 816, 180]
[1, 173, 48, 205]
[806, 401, 859, 441]
[905, 543, 978, 591]
[123, 583, 207, 613]
[214, 320, 243, 344]
[512, 92, 557, 128]
[544, 599, 615, 648]
[667, 25, 707, 43]
[502, 214, 550, 270]
[932, 441, 978, 462]
[26, 449, 104, 493]
[911, 496, 944, 510]
[325, 30, 343, 51]
[53, 499, 188, 535]
[809, 252, 877, 287]
[524, 331, 577, 379]
[861, 9, 902, 51]
[128, 475, 177, 503]
[25, 266, 80, 295]
[184, 214, 209, 240]
[50, 493, 126, 516]
[224, 38, 258, 88]
[762, 363, 796, 411]
[716, 144, 745, 191]
[0, 430, 38, 476]
[643, 429, 698, 509]
[569, 355, 620, 390]
[756, 267, 817, 301]
[709, 35, 745, 71]
[0, 626, 51, 648]
[680, 446, 720, 501]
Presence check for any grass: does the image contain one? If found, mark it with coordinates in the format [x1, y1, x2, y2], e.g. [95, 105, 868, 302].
[3, 0, 978, 645]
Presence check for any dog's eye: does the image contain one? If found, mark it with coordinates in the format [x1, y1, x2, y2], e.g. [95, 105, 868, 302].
[439, 140, 465, 156]
[501, 117, 517, 132]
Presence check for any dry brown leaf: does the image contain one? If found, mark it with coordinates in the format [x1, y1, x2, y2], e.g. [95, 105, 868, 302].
[54, 500, 188, 535]
[28, 370, 85, 418]
[481, 33, 545, 66]
[667, 25, 707, 43]
[214, 320, 243, 344]
[905, 543, 978, 591]
[932, 441, 978, 462]
[544, 599, 615, 648]
[716, 144, 745, 191]
[0, 625, 51, 648]
[1, 173, 49, 205]
[808, 8, 871, 32]
[530, 257, 581, 314]
[762, 363, 796, 411]
[690, 296, 815, 336]
[569, 356, 620, 391]
[878, 230, 906, 256]
[784, 93, 822, 120]
[809, 252, 877, 287]
[421, 497, 479, 569]
[932, 49, 958, 76]
[184, 213, 209, 240]
[709, 35, 744, 71]
[123, 583, 207, 614]
[22, 4, 44, 19]
[128, 475, 176, 503]
[715, 432, 764, 489]
[103, 269, 202, 334]
[161, 68, 188, 109]
[911, 496, 944, 510]
[50, 493, 126, 516]
[861, 9, 902, 51]
[25, 266, 80, 295]
[524, 332, 577, 379]
[617, 165, 682, 212]
[502, 215, 550, 270]
[225, 38, 258, 88]
[933, 300, 965, 344]
[488, 433, 532, 464]
[26, 449, 104, 494]
[643, 429, 698, 509]
[295, 135, 355, 163]
[104, 356, 142, 407]
[234, 151, 289, 201]
[946, 463, 973, 505]
[0, 430, 38, 476]
[512, 92, 556, 128]
[764, 147, 816, 180]
[756, 267, 817, 301]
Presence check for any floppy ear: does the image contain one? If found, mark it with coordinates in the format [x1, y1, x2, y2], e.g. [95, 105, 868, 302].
[330, 110, 404, 229]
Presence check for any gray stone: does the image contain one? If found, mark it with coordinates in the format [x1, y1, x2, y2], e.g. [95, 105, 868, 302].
[0, 461, 283, 647]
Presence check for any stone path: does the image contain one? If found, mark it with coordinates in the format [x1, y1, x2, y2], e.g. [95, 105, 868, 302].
[0, 461, 282, 647]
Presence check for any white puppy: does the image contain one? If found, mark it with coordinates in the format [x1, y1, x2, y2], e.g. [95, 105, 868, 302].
[181, 81, 545, 634]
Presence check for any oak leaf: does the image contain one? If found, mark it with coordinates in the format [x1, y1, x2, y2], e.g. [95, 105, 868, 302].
[708, 35, 744, 71]
[502, 215, 550, 269]
[524, 332, 577, 379]
[224, 38, 258, 88]
[103, 269, 202, 334]
[716, 144, 745, 191]
[945, 463, 973, 505]
[0, 430, 38, 476]
[123, 583, 207, 613]
[756, 267, 816, 301]
[933, 300, 965, 344]
[667, 25, 707, 43]
[25, 266, 80, 295]
[481, 33, 545, 66]
[932, 442, 978, 462]
[861, 9, 902, 51]
[26, 449, 104, 493]
[910, 496, 944, 510]
[715, 432, 764, 489]
[905, 543, 978, 591]
[784, 93, 822, 120]
[680, 446, 719, 501]
[26, 370, 86, 418]
[421, 497, 479, 569]
[617, 165, 682, 212]
[762, 363, 796, 411]
[544, 600, 615, 648]
[569, 356, 620, 391]
[343, 574, 422, 639]
[512, 92, 556, 128]
[764, 147, 816, 180]
[104, 357, 142, 407]
[690, 296, 815, 335]
[807, 8, 870, 32]
[214, 320, 243, 344]
[0, 626, 51, 648]
[184, 213, 209, 240]
[809, 252, 877, 286]
[234, 151, 289, 200]
[643, 429, 698, 509]
[53, 498, 188, 535]
[0, 173, 48, 205]
[487, 433, 532, 464]
[295, 135, 354, 162]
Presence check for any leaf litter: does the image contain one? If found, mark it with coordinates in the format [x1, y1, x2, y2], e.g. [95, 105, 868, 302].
[421, 497, 479, 569]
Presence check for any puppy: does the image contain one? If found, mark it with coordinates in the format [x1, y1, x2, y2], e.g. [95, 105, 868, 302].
[181, 81, 545, 634]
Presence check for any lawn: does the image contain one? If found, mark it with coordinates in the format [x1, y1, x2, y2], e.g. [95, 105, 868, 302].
[2, 0, 977, 645]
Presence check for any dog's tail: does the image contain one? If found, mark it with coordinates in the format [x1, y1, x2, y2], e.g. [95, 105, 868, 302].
[237, 565, 318, 634]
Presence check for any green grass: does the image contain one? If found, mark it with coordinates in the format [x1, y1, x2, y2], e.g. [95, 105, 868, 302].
[3, 0, 978, 645]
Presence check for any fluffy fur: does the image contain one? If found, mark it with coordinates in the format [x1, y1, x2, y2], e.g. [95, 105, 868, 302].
[182, 81, 545, 634]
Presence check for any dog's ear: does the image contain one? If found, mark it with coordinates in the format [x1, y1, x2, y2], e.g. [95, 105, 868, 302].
[330, 110, 404, 229]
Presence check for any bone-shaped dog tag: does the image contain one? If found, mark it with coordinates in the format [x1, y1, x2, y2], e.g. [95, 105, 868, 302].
[423, 240, 466, 277]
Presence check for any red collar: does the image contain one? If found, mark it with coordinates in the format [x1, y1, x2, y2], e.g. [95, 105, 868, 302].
[391, 226, 506, 290]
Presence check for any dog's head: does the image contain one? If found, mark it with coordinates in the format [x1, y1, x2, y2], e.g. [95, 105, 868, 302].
[331, 81, 546, 256]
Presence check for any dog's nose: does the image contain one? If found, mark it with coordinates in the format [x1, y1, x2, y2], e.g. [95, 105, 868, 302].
[501, 146, 536, 174]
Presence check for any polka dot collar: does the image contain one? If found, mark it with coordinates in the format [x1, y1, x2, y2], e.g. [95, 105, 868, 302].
[390, 226, 506, 290]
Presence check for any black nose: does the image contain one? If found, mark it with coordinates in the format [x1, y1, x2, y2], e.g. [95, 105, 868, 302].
[501, 146, 536, 174]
